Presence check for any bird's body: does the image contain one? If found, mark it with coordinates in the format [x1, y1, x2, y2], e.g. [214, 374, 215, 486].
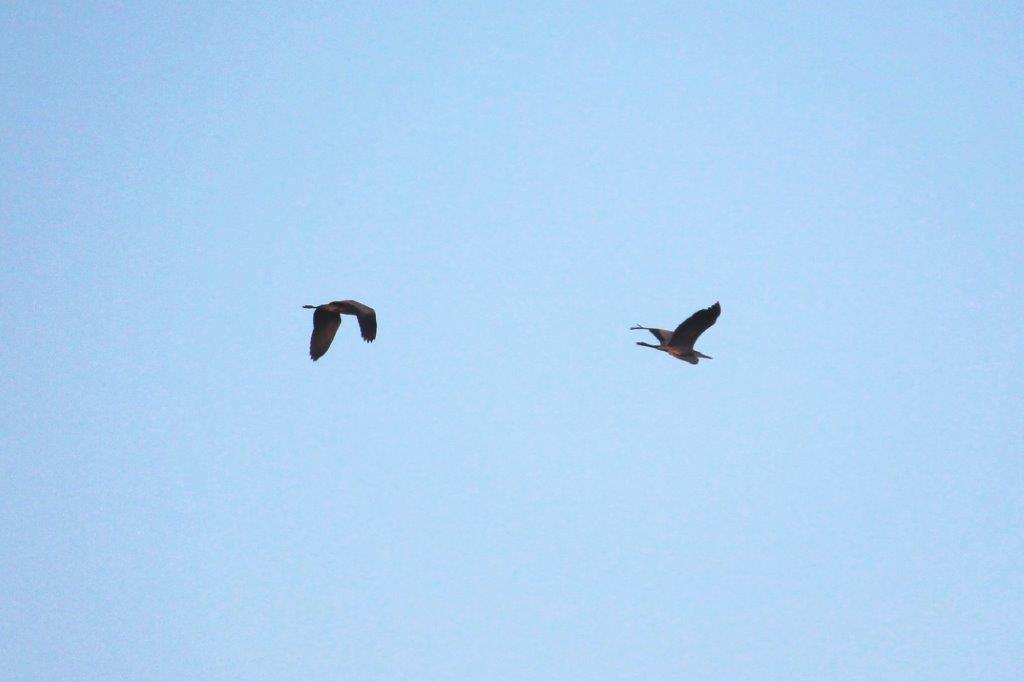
[303, 300, 376, 361]
[631, 302, 720, 364]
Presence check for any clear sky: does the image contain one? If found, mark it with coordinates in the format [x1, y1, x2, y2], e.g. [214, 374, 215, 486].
[2, 3, 1022, 680]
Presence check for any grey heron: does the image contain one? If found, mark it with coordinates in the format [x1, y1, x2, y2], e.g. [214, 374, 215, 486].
[302, 300, 377, 361]
[631, 302, 720, 365]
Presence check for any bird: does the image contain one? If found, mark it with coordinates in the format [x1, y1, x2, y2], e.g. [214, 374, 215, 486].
[302, 300, 377, 361]
[631, 302, 721, 364]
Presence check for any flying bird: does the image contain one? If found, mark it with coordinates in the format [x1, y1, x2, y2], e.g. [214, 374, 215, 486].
[631, 302, 721, 365]
[302, 300, 377, 361]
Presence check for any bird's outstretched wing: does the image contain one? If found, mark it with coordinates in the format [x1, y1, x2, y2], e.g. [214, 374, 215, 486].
[649, 328, 673, 344]
[343, 300, 377, 342]
[630, 325, 673, 344]
[310, 308, 342, 360]
[668, 302, 721, 350]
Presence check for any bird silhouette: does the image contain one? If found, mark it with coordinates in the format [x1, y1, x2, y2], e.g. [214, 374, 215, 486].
[631, 302, 720, 364]
[302, 300, 377, 361]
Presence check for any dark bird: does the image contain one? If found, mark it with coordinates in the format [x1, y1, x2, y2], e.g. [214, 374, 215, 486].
[302, 300, 377, 361]
[631, 302, 721, 365]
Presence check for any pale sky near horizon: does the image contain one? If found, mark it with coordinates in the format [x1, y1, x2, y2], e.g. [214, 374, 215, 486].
[2, 3, 1022, 680]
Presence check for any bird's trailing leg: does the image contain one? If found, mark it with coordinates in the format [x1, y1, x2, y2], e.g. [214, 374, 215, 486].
[635, 341, 661, 349]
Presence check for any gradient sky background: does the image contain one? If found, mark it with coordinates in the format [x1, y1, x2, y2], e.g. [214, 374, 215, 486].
[2, 3, 1022, 680]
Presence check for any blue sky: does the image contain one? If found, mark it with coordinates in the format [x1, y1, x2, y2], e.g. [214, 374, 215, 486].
[2, 3, 1022, 679]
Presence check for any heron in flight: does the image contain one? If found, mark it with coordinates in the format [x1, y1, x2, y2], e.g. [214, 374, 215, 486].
[631, 302, 721, 364]
[302, 300, 377, 361]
